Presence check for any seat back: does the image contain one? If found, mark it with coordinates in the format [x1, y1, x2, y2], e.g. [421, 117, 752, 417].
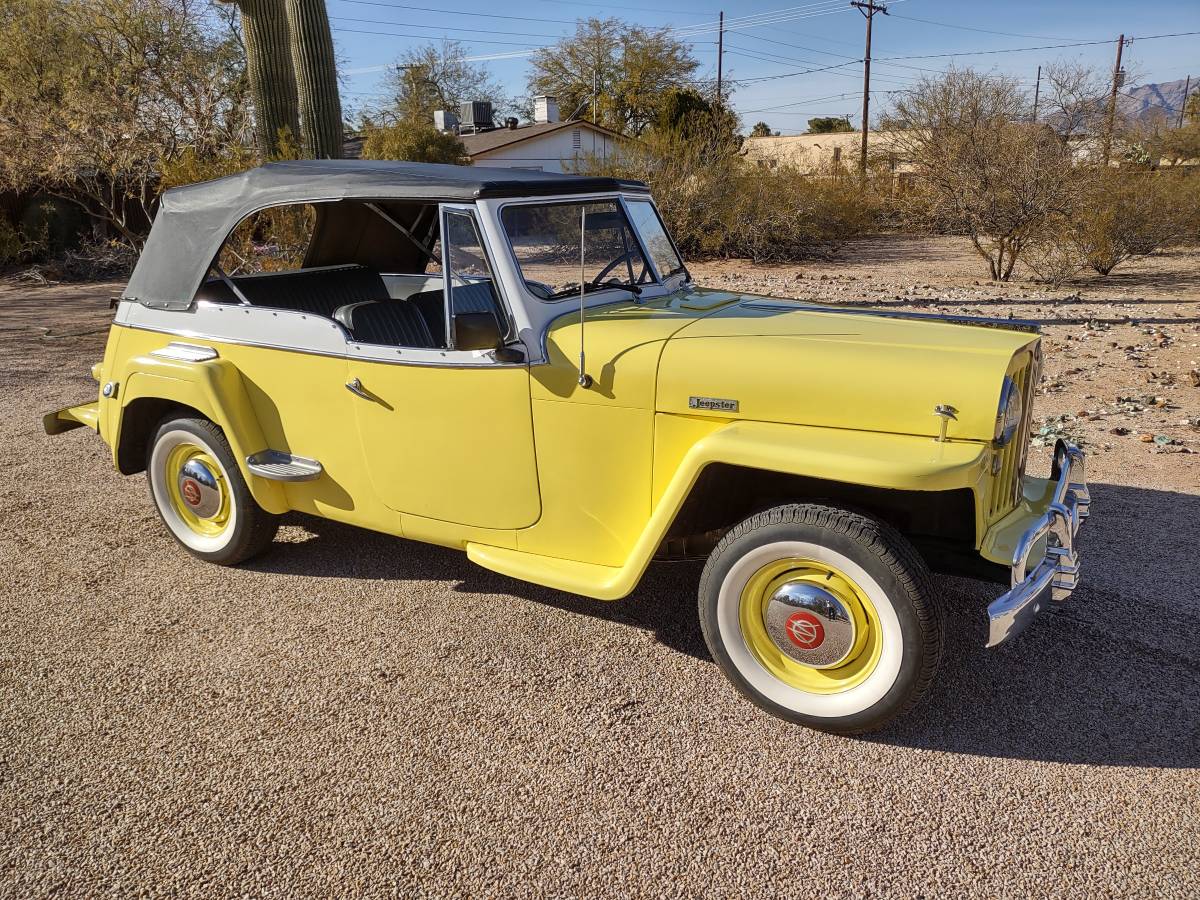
[411, 281, 503, 347]
[195, 265, 390, 319]
[338, 300, 436, 348]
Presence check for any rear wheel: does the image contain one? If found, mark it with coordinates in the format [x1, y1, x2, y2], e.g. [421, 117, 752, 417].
[146, 416, 279, 565]
[699, 503, 942, 735]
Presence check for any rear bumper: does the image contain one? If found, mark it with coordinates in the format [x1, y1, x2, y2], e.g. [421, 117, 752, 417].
[986, 440, 1090, 647]
[43, 400, 100, 435]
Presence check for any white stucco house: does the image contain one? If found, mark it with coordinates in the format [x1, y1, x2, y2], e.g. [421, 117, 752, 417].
[344, 97, 629, 174]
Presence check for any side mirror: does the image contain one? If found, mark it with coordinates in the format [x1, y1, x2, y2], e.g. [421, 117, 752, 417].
[452, 311, 502, 352]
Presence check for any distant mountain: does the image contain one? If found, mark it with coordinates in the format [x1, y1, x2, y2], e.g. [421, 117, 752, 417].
[1120, 77, 1194, 123]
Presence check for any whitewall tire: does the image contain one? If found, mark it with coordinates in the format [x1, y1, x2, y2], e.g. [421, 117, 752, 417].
[699, 504, 943, 735]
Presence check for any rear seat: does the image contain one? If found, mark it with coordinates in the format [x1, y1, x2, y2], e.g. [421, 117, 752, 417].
[194, 264, 391, 318]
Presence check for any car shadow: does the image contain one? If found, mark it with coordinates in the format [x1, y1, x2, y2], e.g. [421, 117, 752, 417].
[248, 481, 1199, 768]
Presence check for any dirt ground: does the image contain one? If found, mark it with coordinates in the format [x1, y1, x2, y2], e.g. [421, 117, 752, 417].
[1, 234, 1198, 897]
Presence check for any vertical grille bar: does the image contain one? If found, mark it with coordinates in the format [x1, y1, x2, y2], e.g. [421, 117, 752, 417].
[988, 363, 1032, 519]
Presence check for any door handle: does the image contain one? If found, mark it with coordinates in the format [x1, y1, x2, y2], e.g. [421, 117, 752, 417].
[345, 377, 373, 400]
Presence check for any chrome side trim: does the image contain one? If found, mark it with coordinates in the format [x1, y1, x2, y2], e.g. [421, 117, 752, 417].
[117, 323, 527, 370]
[245, 450, 323, 482]
[149, 342, 219, 362]
[986, 440, 1089, 648]
[741, 300, 1042, 334]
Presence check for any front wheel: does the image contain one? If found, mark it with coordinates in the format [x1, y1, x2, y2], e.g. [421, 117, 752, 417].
[699, 504, 942, 735]
[146, 415, 279, 565]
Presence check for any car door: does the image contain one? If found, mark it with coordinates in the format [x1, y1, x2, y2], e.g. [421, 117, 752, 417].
[346, 204, 541, 531]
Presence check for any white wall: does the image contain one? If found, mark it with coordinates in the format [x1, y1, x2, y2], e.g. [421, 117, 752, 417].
[473, 126, 621, 174]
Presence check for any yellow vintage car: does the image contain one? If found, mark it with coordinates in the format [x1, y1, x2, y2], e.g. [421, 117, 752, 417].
[45, 161, 1089, 734]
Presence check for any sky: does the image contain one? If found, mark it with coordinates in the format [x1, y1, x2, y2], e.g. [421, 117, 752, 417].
[329, 0, 1200, 133]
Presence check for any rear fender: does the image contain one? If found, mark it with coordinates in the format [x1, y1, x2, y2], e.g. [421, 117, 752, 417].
[115, 355, 288, 514]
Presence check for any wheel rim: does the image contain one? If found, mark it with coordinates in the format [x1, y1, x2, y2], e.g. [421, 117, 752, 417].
[738, 557, 883, 695]
[163, 442, 231, 538]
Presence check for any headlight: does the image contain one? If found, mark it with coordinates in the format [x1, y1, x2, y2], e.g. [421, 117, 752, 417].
[994, 376, 1023, 446]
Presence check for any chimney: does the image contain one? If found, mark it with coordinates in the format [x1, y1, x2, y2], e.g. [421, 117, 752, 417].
[433, 109, 459, 133]
[533, 96, 559, 124]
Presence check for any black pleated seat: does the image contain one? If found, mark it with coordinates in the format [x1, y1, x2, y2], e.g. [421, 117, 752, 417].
[336, 300, 436, 348]
[195, 265, 390, 318]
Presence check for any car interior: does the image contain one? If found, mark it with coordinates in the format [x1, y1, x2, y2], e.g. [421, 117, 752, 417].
[193, 200, 508, 352]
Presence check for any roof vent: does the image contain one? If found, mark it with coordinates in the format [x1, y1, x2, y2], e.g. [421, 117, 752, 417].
[533, 96, 559, 124]
[505, 117, 519, 130]
[459, 101, 494, 133]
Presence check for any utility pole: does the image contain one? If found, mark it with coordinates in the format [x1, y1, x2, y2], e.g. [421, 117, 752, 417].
[592, 68, 598, 125]
[1102, 34, 1127, 166]
[851, 1, 887, 178]
[1032, 65, 1042, 123]
[716, 11, 724, 104]
[1179, 75, 1191, 128]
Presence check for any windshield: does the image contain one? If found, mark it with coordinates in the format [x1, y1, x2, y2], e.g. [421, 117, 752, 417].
[501, 200, 655, 300]
[625, 199, 685, 280]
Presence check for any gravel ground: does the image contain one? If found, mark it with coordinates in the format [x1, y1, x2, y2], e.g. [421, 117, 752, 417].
[2, 236, 1199, 898]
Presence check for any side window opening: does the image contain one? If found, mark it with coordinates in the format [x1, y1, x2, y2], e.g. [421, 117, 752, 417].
[195, 199, 512, 351]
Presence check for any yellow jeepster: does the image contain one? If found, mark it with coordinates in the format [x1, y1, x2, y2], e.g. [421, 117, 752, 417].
[45, 161, 1089, 734]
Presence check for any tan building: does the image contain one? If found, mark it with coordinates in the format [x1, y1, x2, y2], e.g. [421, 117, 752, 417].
[743, 130, 909, 175]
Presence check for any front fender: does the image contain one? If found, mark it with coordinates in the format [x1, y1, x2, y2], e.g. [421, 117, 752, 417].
[469, 419, 989, 601]
[116, 355, 288, 514]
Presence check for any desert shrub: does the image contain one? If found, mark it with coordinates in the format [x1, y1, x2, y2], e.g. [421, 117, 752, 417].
[361, 121, 469, 164]
[0, 218, 46, 268]
[584, 125, 880, 261]
[1021, 169, 1198, 283]
[1071, 170, 1197, 275]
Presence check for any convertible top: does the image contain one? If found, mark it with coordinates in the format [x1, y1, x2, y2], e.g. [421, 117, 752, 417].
[124, 160, 650, 308]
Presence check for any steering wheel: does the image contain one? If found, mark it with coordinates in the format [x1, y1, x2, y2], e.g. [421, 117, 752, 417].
[590, 251, 650, 289]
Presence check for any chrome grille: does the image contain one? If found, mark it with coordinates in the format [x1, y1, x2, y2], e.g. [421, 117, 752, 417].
[988, 362, 1034, 519]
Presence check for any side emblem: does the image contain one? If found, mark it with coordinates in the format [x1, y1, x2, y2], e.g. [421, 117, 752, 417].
[688, 396, 739, 413]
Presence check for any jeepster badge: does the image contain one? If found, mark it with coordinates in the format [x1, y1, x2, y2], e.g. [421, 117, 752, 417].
[689, 396, 739, 412]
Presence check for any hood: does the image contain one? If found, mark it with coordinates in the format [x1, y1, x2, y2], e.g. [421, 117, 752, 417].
[654, 289, 1038, 442]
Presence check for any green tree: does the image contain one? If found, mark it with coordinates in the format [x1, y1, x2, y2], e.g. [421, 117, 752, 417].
[654, 88, 739, 144]
[0, 0, 251, 246]
[378, 41, 507, 125]
[361, 120, 469, 164]
[750, 121, 775, 137]
[527, 17, 699, 136]
[806, 117, 853, 134]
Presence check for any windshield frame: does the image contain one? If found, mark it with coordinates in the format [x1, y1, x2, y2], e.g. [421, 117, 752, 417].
[624, 196, 689, 284]
[496, 193, 677, 304]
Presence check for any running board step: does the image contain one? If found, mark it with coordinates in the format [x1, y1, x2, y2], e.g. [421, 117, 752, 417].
[245, 450, 323, 482]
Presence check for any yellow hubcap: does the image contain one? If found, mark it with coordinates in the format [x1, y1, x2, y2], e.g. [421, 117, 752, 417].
[739, 558, 882, 694]
[164, 443, 231, 537]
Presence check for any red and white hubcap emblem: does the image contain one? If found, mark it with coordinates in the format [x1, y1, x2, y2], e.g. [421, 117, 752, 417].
[181, 479, 202, 507]
[784, 611, 825, 650]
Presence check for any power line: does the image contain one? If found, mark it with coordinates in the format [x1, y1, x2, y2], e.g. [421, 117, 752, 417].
[331, 16, 567, 39]
[875, 30, 1200, 62]
[331, 26, 549, 48]
[887, 13, 1091, 42]
[334, 0, 578, 25]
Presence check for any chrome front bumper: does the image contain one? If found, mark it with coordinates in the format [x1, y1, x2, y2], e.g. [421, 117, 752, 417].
[986, 440, 1091, 647]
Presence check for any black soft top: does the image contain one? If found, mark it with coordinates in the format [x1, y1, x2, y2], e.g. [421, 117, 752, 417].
[123, 160, 649, 308]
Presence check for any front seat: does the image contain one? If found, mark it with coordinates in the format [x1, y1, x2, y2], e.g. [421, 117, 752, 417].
[335, 301, 435, 348]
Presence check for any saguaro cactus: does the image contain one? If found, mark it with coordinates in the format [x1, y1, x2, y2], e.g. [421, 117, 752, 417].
[284, 0, 344, 159]
[221, 0, 301, 157]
